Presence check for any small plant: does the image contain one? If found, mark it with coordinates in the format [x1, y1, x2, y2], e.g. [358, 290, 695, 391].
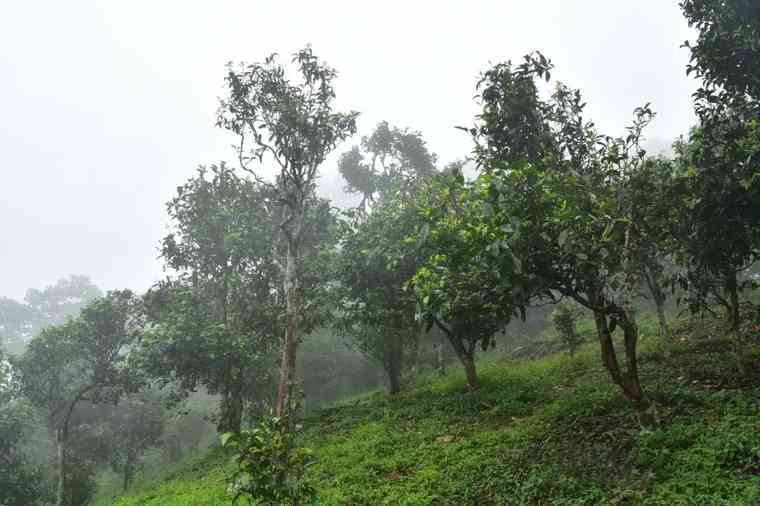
[551, 300, 585, 357]
[221, 391, 316, 505]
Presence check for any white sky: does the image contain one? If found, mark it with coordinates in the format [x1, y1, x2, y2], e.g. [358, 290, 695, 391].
[0, 1, 697, 300]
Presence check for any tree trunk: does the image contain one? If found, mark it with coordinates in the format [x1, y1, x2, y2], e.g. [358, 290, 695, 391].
[385, 334, 403, 395]
[434, 338, 446, 377]
[218, 385, 244, 434]
[123, 450, 135, 492]
[654, 294, 672, 357]
[56, 428, 67, 506]
[725, 272, 745, 375]
[647, 275, 672, 358]
[593, 308, 651, 422]
[275, 238, 300, 417]
[461, 355, 479, 390]
[448, 334, 478, 390]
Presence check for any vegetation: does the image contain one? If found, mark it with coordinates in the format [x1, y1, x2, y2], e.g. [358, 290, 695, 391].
[98, 313, 760, 505]
[3, 3, 760, 505]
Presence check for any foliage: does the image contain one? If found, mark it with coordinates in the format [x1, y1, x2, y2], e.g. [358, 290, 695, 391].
[0, 275, 101, 355]
[0, 349, 50, 506]
[681, 0, 760, 100]
[411, 167, 526, 389]
[221, 414, 316, 505]
[338, 121, 437, 209]
[106, 393, 166, 491]
[138, 163, 281, 434]
[17, 290, 144, 506]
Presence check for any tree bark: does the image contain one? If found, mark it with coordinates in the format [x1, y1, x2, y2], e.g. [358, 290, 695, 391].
[461, 355, 479, 390]
[123, 450, 135, 492]
[384, 333, 403, 395]
[646, 273, 672, 357]
[593, 307, 651, 422]
[275, 237, 300, 417]
[725, 272, 745, 375]
[218, 385, 244, 434]
[434, 338, 446, 377]
[56, 428, 67, 506]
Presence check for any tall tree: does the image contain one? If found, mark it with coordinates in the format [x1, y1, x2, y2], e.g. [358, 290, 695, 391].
[218, 47, 358, 416]
[17, 290, 143, 506]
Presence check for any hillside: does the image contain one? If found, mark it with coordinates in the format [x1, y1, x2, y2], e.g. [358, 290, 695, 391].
[102, 315, 760, 505]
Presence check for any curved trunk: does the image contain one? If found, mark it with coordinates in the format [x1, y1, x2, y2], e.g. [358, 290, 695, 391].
[593, 306, 650, 422]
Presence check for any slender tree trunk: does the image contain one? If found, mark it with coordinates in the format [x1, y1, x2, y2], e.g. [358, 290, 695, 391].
[654, 295, 671, 357]
[218, 384, 244, 434]
[385, 334, 403, 395]
[434, 338, 446, 377]
[725, 272, 745, 375]
[647, 274, 672, 357]
[56, 428, 67, 506]
[123, 450, 135, 492]
[276, 238, 300, 417]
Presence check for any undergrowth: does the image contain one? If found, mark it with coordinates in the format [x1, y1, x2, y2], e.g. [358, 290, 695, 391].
[102, 313, 760, 505]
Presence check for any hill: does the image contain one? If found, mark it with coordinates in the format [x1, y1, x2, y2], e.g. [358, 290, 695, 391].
[101, 314, 760, 505]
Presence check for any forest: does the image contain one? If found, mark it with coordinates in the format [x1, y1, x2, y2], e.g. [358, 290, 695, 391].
[2, 1, 760, 505]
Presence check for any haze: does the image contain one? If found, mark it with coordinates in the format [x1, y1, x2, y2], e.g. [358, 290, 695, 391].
[0, 0, 696, 300]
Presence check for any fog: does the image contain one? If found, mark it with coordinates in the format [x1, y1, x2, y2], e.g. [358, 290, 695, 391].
[0, 1, 696, 300]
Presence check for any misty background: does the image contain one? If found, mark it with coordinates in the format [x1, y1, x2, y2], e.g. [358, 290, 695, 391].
[0, 0, 697, 300]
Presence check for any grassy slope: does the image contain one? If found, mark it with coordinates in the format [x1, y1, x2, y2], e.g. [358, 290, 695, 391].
[103, 315, 760, 505]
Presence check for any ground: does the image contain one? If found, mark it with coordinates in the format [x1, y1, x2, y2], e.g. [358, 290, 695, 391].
[99, 313, 760, 505]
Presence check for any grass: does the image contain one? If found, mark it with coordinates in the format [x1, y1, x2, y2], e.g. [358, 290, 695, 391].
[100, 313, 760, 505]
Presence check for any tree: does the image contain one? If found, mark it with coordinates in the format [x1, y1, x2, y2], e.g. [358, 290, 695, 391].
[460, 53, 658, 417]
[139, 163, 281, 434]
[412, 168, 528, 390]
[334, 122, 438, 394]
[672, 115, 760, 370]
[24, 275, 102, 330]
[0, 275, 101, 355]
[334, 199, 420, 394]
[550, 301, 584, 357]
[681, 0, 760, 101]
[338, 121, 437, 210]
[106, 393, 165, 492]
[17, 290, 143, 506]
[0, 297, 36, 355]
[626, 157, 684, 357]
[218, 46, 358, 417]
[1, 348, 49, 506]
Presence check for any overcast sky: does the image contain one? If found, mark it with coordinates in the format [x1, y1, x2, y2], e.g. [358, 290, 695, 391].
[0, 1, 697, 300]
